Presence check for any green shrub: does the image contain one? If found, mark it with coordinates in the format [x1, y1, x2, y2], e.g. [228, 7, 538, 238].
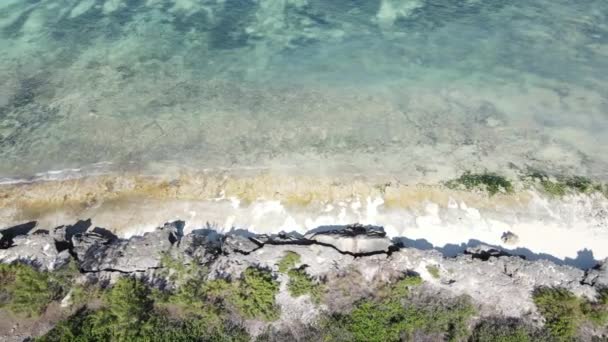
[378, 274, 423, 299]
[38, 275, 251, 342]
[533, 287, 582, 341]
[286, 268, 324, 302]
[446, 172, 513, 195]
[232, 268, 280, 321]
[344, 300, 408, 341]
[468, 317, 554, 342]
[581, 288, 608, 327]
[425, 296, 477, 341]
[37, 277, 157, 341]
[103, 277, 155, 339]
[533, 287, 608, 340]
[322, 274, 473, 342]
[0, 264, 18, 305]
[162, 257, 281, 321]
[158, 254, 229, 321]
[277, 251, 300, 273]
[159, 253, 204, 284]
[203, 278, 233, 301]
[143, 315, 250, 342]
[39, 308, 250, 342]
[0, 263, 65, 317]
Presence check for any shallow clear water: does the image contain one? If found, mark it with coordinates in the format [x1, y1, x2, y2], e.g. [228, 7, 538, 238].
[1, 0, 607, 180]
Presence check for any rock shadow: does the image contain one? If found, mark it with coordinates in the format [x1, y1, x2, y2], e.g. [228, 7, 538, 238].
[0, 221, 37, 248]
[394, 237, 599, 269]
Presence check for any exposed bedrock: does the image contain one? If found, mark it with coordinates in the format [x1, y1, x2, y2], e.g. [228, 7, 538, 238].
[1, 220, 606, 319]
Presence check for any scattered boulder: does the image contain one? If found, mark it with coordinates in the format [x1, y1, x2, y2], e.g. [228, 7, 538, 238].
[222, 234, 261, 255]
[73, 221, 182, 273]
[501, 231, 519, 245]
[0, 231, 70, 270]
[90, 227, 118, 241]
[0, 221, 37, 248]
[251, 231, 308, 245]
[465, 244, 511, 261]
[305, 224, 392, 255]
[583, 258, 608, 287]
[178, 229, 222, 263]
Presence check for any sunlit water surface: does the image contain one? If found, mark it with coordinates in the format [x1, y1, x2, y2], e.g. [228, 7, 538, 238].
[1, 0, 607, 181]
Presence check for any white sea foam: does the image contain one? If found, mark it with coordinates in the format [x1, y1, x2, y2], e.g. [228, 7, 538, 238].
[16, 188, 603, 268]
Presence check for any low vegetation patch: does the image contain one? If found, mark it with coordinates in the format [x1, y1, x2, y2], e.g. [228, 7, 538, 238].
[446, 172, 513, 195]
[161, 255, 280, 321]
[287, 268, 324, 302]
[426, 265, 440, 279]
[0, 263, 74, 317]
[469, 317, 552, 342]
[277, 251, 300, 273]
[278, 251, 325, 302]
[581, 287, 608, 327]
[533, 287, 608, 341]
[232, 267, 280, 321]
[38, 277, 249, 342]
[322, 274, 474, 342]
[3, 257, 606, 341]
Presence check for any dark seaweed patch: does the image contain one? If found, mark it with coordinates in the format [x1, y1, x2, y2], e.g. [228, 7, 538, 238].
[2, 7, 37, 38]
[446, 172, 513, 195]
[209, 0, 257, 50]
[170, 10, 212, 34]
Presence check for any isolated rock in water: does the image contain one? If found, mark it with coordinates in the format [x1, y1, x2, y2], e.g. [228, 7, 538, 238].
[501, 231, 519, 245]
[0, 231, 70, 270]
[465, 244, 511, 260]
[74, 222, 181, 272]
[305, 224, 392, 254]
[222, 234, 260, 254]
[583, 258, 608, 287]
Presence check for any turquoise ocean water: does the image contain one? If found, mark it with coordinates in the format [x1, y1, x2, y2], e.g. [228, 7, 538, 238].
[1, 0, 607, 180]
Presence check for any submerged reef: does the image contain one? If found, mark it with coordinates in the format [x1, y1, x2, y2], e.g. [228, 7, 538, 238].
[0, 221, 607, 341]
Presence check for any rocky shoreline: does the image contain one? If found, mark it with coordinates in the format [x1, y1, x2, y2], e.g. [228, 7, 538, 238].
[1, 220, 607, 340]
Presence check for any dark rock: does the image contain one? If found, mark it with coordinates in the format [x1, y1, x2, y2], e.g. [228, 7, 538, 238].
[222, 234, 261, 254]
[0, 221, 37, 248]
[583, 258, 608, 287]
[90, 227, 118, 241]
[0, 230, 69, 270]
[500, 231, 519, 245]
[465, 244, 511, 261]
[65, 219, 92, 241]
[305, 224, 392, 254]
[251, 231, 308, 245]
[74, 221, 182, 273]
[178, 229, 222, 263]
